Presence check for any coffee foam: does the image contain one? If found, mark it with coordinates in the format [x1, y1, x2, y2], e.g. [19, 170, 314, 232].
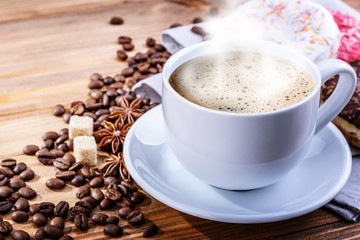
[169, 51, 313, 113]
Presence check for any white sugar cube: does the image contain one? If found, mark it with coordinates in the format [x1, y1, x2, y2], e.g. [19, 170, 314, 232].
[73, 136, 97, 166]
[69, 115, 93, 139]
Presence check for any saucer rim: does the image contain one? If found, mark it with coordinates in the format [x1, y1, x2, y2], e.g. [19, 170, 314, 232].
[124, 105, 352, 223]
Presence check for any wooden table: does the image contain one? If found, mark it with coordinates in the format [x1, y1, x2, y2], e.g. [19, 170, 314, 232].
[1, 0, 360, 239]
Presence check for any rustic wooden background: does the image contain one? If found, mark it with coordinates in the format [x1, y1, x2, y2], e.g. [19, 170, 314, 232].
[1, 0, 360, 239]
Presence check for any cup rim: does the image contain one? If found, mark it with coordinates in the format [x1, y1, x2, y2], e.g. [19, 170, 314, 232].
[162, 40, 321, 117]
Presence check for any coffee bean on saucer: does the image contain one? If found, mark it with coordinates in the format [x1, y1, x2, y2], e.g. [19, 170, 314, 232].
[11, 210, 28, 223]
[23, 145, 39, 155]
[110, 17, 124, 25]
[12, 230, 30, 240]
[46, 178, 66, 189]
[14, 198, 29, 212]
[20, 169, 35, 181]
[44, 224, 64, 239]
[191, 26, 206, 36]
[33, 213, 47, 227]
[1, 158, 16, 168]
[53, 104, 65, 116]
[18, 187, 37, 199]
[143, 224, 159, 238]
[54, 201, 69, 218]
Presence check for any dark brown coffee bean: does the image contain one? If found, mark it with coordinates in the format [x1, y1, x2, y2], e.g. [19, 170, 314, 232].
[59, 235, 74, 240]
[42, 139, 54, 149]
[106, 216, 119, 224]
[55, 135, 68, 145]
[46, 178, 65, 189]
[92, 213, 108, 225]
[35, 226, 46, 240]
[114, 74, 126, 83]
[90, 177, 104, 188]
[118, 206, 132, 219]
[89, 89, 102, 100]
[33, 213, 47, 227]
[50, 149, 65, 158]
[55, 170, 76, 181]
[146, 37, 156, 47]
[44, 224, 64, 238]
[143, 224, 159, 238]
[35, 148, 49, 156]
[50, 216, 65, 229]
[110, 17, 124, 25]
[8, 192, 20, 203]
[191, 26, 206, 36]
[18, 187, 37, 199]
[193, 16, 203, 23]
[123, 43, 134, 51]
[23, 145, 39, 155]
[105, 189, 122, 201]
[42, 131, 59, 141]
[2, 167, 13, 178]
[90, 73, 103, 81]
[121, 181, 138, 192]
[81, 196, 98, 208]
[100, 198, 115, 210]
[53, 104, 65, 116]
[0, 175, 8, 186]
[117, 49, 128, 61]
[54, 201, 69, 218]
[74, 214, 88, 230]
[154, 43, 166, 52]
[123, 91, 136, 102]
[91, 188, 104, 202]
[138, 63, 150, 74]
[116, 197, 134, 208]
[57, 143, 69, 152]
[29, 203, 40, 215]
[103, 76, 114, 85]
[12, 230, 30, 240]
[97, 114, 109, 123]
[169, 23, 182, 28]
[89, 80, 104, 89]
[0, 186, 13, 198]
[37, 151, 56, 165]
[68, 162, 82, 171]
[106, 88, 118, 98]
[118, 35, 132, 44]
[70, 202, 92, 216]
[104, 223, 123, 237]
[76, 186, 91, 199]
[63, 112, 72, 123]
[121, 67, 135, 77]
[12, 162, 27, 175]
[53, 158, 71, 171]
[1, 158, 16, 168]
[59, 128, 69, 136]
[40, 202, 55, 216]
[71, 175, 87, 187]
[0, 201, 12, 213]
[104, 176, 119, 186]
[12, 210, 28, 223]
[14, 198, 29, 212]
[0, 221, 11, 236]
[130, 191, 144, 204]
[79, 165, 96, 180]
[63, 153, 75, 164]
[19, 169, 35, 181]
[101, 93, 110, 107]
[126, 210, 144, 225]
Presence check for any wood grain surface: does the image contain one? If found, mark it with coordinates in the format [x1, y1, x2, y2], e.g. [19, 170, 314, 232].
[1, 0, 360, 239]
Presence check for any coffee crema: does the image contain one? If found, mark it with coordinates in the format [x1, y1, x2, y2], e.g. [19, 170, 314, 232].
[169, 51, 314, 113]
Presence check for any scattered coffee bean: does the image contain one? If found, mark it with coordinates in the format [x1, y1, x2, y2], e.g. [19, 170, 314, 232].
[81, 196, 98, 208]
[71, 175, 87, 187]
[191, 26, 206, 36]
[8, 192, 20, 203]
[29, 203, 40, 215]
[91, 188, 104, 202]
[23, 145, 39, 155]
[35, 226, 46, 240]
[46, 178, 66, 189]
[53, 158, 71, 171]
[100, 198, 115, 210]
[104, 176, 119, 186]
[12, 162, 27, 175]
[106, 216, 119, 224]
[146, 37, 156, 47]
[92, 213, 108, 225]
[2, 167, 13, 178]
[119, 206, 132, 219]
[130, 191, 144, 204]
[169, 23, 182, 28]
[117, 50, 128, 61]
[19, 169, 35, 181]
[14, 198, 29, 212]
[1, 158, 16, 168]
[76, 186, 91, 199]
[42, 139, 54, 149]
[104, 223, 123, 237]
[50, 216, 65, 229]
[18, 187, 37, 199]
[118, 35, 132, 44]
[55, 170, 76, 181]
[74, 214, 88, 230]
[116, 197, 134, 208]
[33, 213, 47, 227]
[123, 43, 135, 51]
[54, 201, 69, 218]
[121, 180, 137, 192]
[193, 17, 203, 23]
[110, 16, 124, 25]
[63, 112, 72, 123]
[79, 165, 96, 180]
[37, 151, 56, 165]
[0, 175, 8, 186]
[143, 224, 159, 238]
[0, 201, 13, 213]
[0, 186, 13, 198]
[53, 104, 65, 116]
[59, 128, 69, 136]
[154, 43, 166, 52]
[90, 177, 104, 188]
[39, 202, 55, 216]
[68, 162, 82, 172]
[70, 101, 85, 115]
[55, 134, 68, 145]
[11, 210, 29, 223]
[51, 149, 65, 158]
[12, 230, 30, 240]
[0, 220, 12, 235]
[126, 210, 144, 225]
[89, 80, 104, 89]
[106, 189, 122, 201]
[42, 131, 59, 141]
[44, 224, 64, 239]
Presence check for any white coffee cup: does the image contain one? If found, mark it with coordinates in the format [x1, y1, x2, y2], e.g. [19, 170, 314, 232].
[162, 40, 356, 190]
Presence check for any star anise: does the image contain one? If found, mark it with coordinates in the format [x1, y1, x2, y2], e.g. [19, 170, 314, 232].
[93, 117, 133, 154]
[96, 153, 131, 182]
[108, 97, 145, 124]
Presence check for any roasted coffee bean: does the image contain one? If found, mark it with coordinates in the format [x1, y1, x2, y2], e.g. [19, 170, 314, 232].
[104, 176, 119, 186]
[134, 52, 148, 62]
[59, 128, 69, 136]
[101, 94, 110, 107]
[118, 35, 132, 44]
[19, 187, 37, 199]
[117, 184, 128, 195]
[53, 158, 71, 171]
[42, 139, 54, 149]
[46, 178, 66, 189]
[50, 216, 65, 229]
[105, 189, 122, 201]
[169, 23, 182, 28]
[76, 186, 91, 199]
[50, 149, 65, 158]
[106, 216, 119, 224]
[37, 151, 56, 165]
[0, 201, 12, 213]
[146, 37, 156, 47]
[90, 177, 104, 188]
[40, 202, 55, 216]
[121, 181, 137, 192]
[118, 206, 132, 219]
[123, 43, 135, 51]
[29, 203, 40, 215]
[0, 175, 8, 186]
[79, 165, 96, 180]
[23, 145, 39, 155]
[121, 67, 135, 77]
[35, 226, 46, 240]
[138, 63, 150, 74]
[89, 89, 103, 100]
[83, 111, 98, 120]
[59, 235, 74, 240]
[90, 73, 103, 81]
[12, 211, 28, 223]
[103, 76, 114, 85]
[14, 198, 29, 212]
[126, 210, 144, 225]
[95, 108, 110, 116]
[44, 224, 64, 239]
[55, 135, 68, 145]
[81, 196, 98, 208]
[114, 74, 126, 83]
[0, 220, 12, 235]
[143, 224, 159, 238]
[117, 49, 128, 61]
[57, 143, 69, 152]
[12, 230, 30, 240]
[116, 197, 134, 208]
[63, 153, 76, 164]
[71, 175, 87, 187]
[7, 192, 20, 203]
[35, 148, 49, 156]
[89, 80, 104, 89]
[19, 169, 35, 181]
[97, 114, 109, 123]
[68, 161, 83, 171]
[123, 91, 136, 102]
[92, 213, 108, 225]
[106, 88, 118, 98]
[130, 191, 144, 204]
[55, 170, 76, 181]
[1, 158, 16, 168]
[91, 188, 104, 202]
[2, 167, 13, 178]
[100, 198, 115, 210]
[104, 223, 123, 237]
[33, 213, 47, 227]
[191, 26, 206, 36]
[42, 131, 59, 141]
[110, 16, 124, 25]
[74, 214, 88, 230]
[0, 186, 13, 198]
[63, 112, 72, 123]
[154, 43, 166, 52]
[70, 203, 92, 216]
[54, 201, 69, 218]
[53, 104, 65, 116]
[12, 162, 27, 175]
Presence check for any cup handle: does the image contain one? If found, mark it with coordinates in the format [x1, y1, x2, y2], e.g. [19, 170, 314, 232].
[315, 59, 356, 134]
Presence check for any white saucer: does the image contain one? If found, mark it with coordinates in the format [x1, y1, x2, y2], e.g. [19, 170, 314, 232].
[123, 105, 352, 223]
